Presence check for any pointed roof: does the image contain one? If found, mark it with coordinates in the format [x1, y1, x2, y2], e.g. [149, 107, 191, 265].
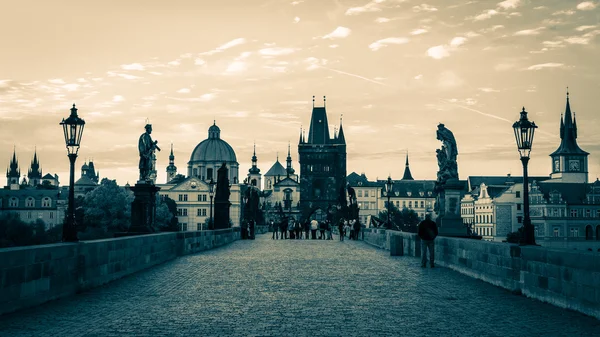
[550, 91, 589, 156]
[401, 152, 414, 180]
[307, 96, 330, 144]
[7, 147, 20, 178]
[249, 142, 260, 174]
[337, 116, 346, 144]
[265, 159, 287, 177]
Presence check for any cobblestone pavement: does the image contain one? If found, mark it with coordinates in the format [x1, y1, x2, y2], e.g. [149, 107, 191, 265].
[1, 234, 599, 337]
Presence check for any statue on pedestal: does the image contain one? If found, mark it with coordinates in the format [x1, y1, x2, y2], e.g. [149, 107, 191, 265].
[214, 163, 231, 229]
[138, 124, 161, 183]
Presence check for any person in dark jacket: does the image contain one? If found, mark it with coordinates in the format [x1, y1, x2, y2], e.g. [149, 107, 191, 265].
[418, 213, 438, 268]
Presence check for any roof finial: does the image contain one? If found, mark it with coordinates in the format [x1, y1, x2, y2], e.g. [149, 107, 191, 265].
[312, 95, 315, 107]
[213, 120, 216, 125]
[340, 113, 343, 125]
[566, 86, 569, 97]
[323, 95, 326, 107]
[276, 152, 279, 161]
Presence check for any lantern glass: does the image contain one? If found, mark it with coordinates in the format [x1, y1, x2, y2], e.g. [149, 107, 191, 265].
[385, 176, 393, 193]
[60, 104, 85, 155]
[512, 107, 537, 159]
[209, 178, 215, 196]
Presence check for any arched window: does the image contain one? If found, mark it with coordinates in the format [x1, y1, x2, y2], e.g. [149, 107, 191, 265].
[596, 225, 600, 241]
[9, 197, 18, 207]
[42, 197, 51, 208]
[585, 225, 593, 240]
[25, 197, 34, 208]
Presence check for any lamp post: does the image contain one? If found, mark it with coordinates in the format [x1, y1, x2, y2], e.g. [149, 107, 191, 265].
[59, 104, 85, 242]
[385, 176, 394, 229]
[513, 107, 538, 246]
[208, 178, 215, 230]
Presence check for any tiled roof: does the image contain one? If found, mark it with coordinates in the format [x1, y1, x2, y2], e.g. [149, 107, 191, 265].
[265, 160, 287, 177]
[536, 181, 591, 205]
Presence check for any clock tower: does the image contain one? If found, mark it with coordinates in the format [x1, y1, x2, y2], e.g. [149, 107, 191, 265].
[549, 91, 589, 183]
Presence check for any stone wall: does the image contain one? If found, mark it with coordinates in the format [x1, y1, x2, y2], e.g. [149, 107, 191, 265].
[366, 229, 600, 320]
[0, 228, 243, 316]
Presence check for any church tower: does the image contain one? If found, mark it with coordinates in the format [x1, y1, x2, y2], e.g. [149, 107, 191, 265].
[286, 142, 297, 181]
[401, 152, 414, 180]
[549, 91, 589, 183]
[6, 147, 20, 189]
[298, 96, 347, 220]
[27, 149, 42, 186]
[166, 143, 177, 183]
[247, 143, 262, 188]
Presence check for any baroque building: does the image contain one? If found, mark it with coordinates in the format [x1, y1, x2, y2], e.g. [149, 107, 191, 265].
[157, 122, 241, 230]
[298, 96, 346, 221]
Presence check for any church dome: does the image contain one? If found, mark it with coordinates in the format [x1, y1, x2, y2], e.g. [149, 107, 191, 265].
[189, 122, 237, 163]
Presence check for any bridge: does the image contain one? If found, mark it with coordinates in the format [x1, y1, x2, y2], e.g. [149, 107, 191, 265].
[0, 231, 598, 336]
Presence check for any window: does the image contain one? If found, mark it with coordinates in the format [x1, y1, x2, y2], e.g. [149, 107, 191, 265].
[357, 190, 362, 197]
[27, 212, 32, 219]
[197, 194, 207, 202]
[363, 203, 369, 210]
[42, 197, 51, 207]
[597, 210, 600, 218]
[201, 209, 206, 216]
[570, 228, 579, 237]
[9, 197, 18, 207]
[534, 226, 539, 237]
[553, 227, 560, 237]
[402, 201, 406, 208]
[420, 201, 424, 208]
[517, 204, 521, 211]
[570, 209, 577, 217]
[517, 216, 522, 224]
[177, 208, 188, 216]
[181, 223, 188, 231]
[197, 223, 202, 231]
[516, 191, 521, 198]
[207, 168, 213, 180]
[193, 168, 198, 177]
[179, 194, 183, 202]
[408, 201, 412, 208]
[26, 197, 34, 207]
[197, 209, 202, 216]
[364, 190, 369, 197]
[586, 209, 591, 217]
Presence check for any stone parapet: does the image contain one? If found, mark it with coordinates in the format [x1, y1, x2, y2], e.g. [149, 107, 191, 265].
[0, 228, 244, 316]
[367, 229, 600, 320]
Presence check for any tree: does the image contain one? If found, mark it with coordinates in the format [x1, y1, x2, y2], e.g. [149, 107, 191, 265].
[506, 228, 523, 243]
[378, 204, 421, 231]
[81, 178, 134, 233]
[156, 195, 178, 231]
[0, 212, 34, 247]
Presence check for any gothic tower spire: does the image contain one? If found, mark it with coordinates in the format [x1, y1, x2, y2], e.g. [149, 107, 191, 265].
[166, 142, 178, 183]
[6, 146, 20, 185]
[286, 141, 295, 177]
[402, 151, 414, 180]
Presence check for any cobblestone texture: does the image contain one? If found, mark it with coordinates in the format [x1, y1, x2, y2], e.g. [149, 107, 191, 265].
[0, 234, 599, 336]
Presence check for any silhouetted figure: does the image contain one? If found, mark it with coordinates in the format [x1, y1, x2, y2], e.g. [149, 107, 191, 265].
[280, 219, 288, 239]
[271, 221, 278, 240]
[326, 220, 333, 240]
[418, 214, 438, 268]
[304, 220, 310, 240]
[338, 218, 345, 241]
[241, 220, 248, 240]
[138, 124, 160, 182]
[249, 219, 255, 240]
[294, 219, 301, 239]
[353, 219, 361, 241]
[319, 221, 326, 239]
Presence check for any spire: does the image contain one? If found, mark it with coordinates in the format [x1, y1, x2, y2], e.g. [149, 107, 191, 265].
[7, 146, 20, 182]
[299, 126, 304, 144]
[402, 151, 414, 180]
[286, 142, 294, 178]
[169, 142, 175, 161]
[249, 142, 260, 174]
[550, 89, 588, 157]
[28, 147, 41, 180]
[337, 114, 345, 144]
[166, 142, 177, 182]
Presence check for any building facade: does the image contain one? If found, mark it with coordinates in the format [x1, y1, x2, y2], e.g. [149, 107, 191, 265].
[298, 97, 346, 221]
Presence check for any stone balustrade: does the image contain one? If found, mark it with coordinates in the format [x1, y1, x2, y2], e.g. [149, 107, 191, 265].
[361, 228, 600, 320]
[0, 228, 241, 316]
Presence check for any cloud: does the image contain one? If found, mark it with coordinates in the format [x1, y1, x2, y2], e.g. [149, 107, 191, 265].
[413, 4, 438, 12]
[414, 74, 423, 80]
[345, 0, 384, 15]
[329, 44, 339, 48]
[259, 47, 297, 56]
[112, 95, 124, 102]
[450, 37, 467, 46]
[225, 61, 246, 73]
[177, 88, 191, 94]
[201, 38, 246, 56]
[48, 79, 65, 84]
[194, 58, 206, 65]
[478, 87, 500, 92]
[526, 63, 566, 70]
[61, 84, 80, 91]
[304, 57, 328, 70]
[167, 93, 216, 102]
[427, 45, 450, 59]
[427, 36, 467, 59]
[497, 0, 521, 9]
[321, 26, 351, 39]
[576, 25, 597, 31]
[474, 9, 498, 21]
[411, 28, 428, 35]
[375, 17, 391, 23]
[294, 17, 300, 23]
[368, 37, 409, 51]
[107, 72, 141, 80]
[514, 27, 545, 36]
[121, 63, 145, 71]
[552, 9, 575, 15]
[577, 1, 597, 10]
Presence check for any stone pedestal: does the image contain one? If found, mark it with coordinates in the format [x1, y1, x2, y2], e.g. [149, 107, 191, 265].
[437, 179, 469, 237]
[129, 182, 161, 233]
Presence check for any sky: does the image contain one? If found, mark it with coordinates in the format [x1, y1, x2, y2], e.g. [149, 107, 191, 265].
[1, 0, 599, 187]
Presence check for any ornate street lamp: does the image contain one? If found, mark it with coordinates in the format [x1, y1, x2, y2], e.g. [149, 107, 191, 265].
[513, 107, 537, 245]
[208, 178, 215, 230]
[60, 104, 85, 242]
[385, 176, 394, 229]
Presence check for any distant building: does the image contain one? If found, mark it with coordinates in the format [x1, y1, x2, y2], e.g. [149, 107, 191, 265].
[157, 122, 241, 230]
[1, 148, 66, 228]
[260, 144, 301, 223]
[75, 160, 100, 197]
[346, 172, 383, 225]
[298, 96, 346, 221]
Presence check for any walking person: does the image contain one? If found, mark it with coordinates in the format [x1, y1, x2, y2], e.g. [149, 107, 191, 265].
[310, 218, 318, 239]
[319, 221, 326, 239]
[288, 217, 295, 239]
[338, 218, 345, 241]
[304, 220, 310, 240]
[280, 218, 288, 239]
[418, 213, 438, 268]
[271, 221, 278, 240]
[295, 219, 302, 239]
[353, 219, 361, 241]
[326, 220, 333, 240]
[348, 219, 356, 240]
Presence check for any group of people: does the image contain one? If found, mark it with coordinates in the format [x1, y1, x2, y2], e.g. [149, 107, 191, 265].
[270, 217, 363, 241]
[241, 219, 256, 240]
